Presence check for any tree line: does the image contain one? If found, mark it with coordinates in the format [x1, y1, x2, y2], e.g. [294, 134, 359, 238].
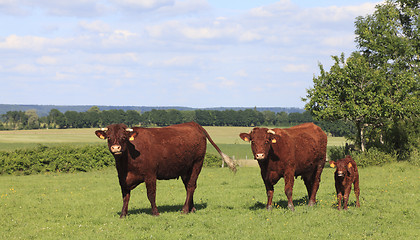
[0, 106, 354, 137]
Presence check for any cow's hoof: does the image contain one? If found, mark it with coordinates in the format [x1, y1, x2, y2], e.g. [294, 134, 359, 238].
[288, 204, 295, 211]
[308, 200, 316, 206]
[266, 205, 273, 211]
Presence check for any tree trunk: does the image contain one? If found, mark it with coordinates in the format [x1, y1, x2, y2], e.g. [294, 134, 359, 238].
[356, 122, 366, 152]
[360, 126, 366, 152]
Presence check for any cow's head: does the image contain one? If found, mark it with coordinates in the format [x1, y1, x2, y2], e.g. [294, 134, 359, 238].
[240, 127, 277, 160]
[95, 124, 138, 155]
[329, 157, 353, 177]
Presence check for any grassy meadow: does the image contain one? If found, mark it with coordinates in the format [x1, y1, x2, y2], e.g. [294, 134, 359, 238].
[1, 162, 419, 239]
[0, 127, 419, 239]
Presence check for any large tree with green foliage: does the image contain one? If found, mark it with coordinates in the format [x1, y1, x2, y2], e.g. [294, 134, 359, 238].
[304, 0, 419, 152]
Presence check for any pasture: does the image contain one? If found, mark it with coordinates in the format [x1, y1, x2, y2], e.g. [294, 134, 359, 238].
[1, 162, 419, 239]
[1, 126, 417, 239]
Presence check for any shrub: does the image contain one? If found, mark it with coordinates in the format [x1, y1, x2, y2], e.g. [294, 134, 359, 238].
[0, 144, 114, 175]
[327, 146, 347, 161]
[352, 148, 397, 168]
[203, 153, 223, 168]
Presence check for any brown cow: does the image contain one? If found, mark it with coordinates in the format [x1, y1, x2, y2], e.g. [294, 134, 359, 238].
[95, 122, 236, 217]
[239, 123, 327, 211]
[329, 155, 360, 210]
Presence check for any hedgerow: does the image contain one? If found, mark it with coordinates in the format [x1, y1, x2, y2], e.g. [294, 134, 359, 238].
[0, 144, 114, 175]
[0, 144, 224, 175]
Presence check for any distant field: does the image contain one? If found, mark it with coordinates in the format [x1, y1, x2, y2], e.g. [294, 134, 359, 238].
[0, 127, 348, 153]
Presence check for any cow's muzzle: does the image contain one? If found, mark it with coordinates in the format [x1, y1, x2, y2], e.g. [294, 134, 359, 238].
[337, 171, 344, 177]
[111, 145, 122, 154]
[255, 153, 265, 160]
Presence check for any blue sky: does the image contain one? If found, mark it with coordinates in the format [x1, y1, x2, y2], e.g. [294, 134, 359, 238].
[0, 0, 381, 108]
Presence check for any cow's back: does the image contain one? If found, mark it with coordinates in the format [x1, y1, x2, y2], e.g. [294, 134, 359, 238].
[272, 123, 327, 173]
[131, 122, 207, 179]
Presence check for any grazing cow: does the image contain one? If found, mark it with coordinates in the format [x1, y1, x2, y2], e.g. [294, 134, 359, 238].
[329, 155, 360, 210]
[239, 123, 327, 211]
[95, 122, 236, 217]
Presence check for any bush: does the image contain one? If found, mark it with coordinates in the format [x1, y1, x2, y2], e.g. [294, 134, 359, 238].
[408, 148, 420, 166]
[327, 146, 347, 161]
[0, 144, 114, 175]
[203, 153, 223, 168]
[352, 148, 397, 168]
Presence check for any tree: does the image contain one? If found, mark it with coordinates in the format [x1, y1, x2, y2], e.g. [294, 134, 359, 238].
[125, 110, 141, 127]
[48, 109, 66, 129]
[262, 111, 276, 126]
[2, 111, 28, 129]
[304, 53, 386, 151]
[25, 109, 39, 129]
[354, 0, 419, 120]
[304, 0, 419, 152]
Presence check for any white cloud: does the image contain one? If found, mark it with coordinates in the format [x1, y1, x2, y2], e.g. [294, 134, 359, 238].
[78, 20, 112, 33]
[12, 64, 38, 74]
[322, 34, 355, 48]
[192, 81, 207, 90]
[0, 34, 73, 53]
[235, 69, 248, 77]
[281, 64, 310, 73]
[216, 77, 236, 88]
[113, 0, 175, 12]
[36, 56, 58, 65]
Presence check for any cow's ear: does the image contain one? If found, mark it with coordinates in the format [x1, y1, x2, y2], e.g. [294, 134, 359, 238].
[329, 161, 336, 168]
[239, 133, 251, 142]
[271, 136, 277, 144]
[128, 131, 138, 141]
[95, 130, 107, 140]
[347, 162, 353, 168]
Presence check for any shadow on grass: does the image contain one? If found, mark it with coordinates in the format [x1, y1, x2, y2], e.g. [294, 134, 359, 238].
[249, 196, 309, 210]
[120, 203, 208, 216]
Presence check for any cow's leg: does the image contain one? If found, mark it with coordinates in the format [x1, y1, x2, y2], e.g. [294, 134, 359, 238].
[303, 176, 313, 201]
[354, 178, 360, 208]
[264, 183, 274, 211]
[343, 185, 352, 210]
[308, 164, 324, 206]
[181, 162, 203, 214]
[145, 178, 159, 216]
[181, 174, 194, 214]
[120, 189, 131, 218]
[284, 172, 295, 211]
[337, 192, 342, 210]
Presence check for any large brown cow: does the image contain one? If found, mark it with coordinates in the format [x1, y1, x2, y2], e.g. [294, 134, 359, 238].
[239, 123, 327, 211]
[329, 155, 360, 210]
[95, 122, 236, 217]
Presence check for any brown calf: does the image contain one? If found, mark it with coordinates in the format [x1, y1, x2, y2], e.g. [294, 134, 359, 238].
[329, 155, 360, 210]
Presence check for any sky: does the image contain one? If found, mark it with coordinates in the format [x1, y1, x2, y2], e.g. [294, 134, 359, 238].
[0, 0, 381, 108]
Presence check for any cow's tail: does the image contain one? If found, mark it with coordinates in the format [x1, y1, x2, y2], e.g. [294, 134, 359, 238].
[196, 124, 237, 173]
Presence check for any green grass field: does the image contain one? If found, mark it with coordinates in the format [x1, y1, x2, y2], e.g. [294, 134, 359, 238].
[1, 162, 419, 239]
